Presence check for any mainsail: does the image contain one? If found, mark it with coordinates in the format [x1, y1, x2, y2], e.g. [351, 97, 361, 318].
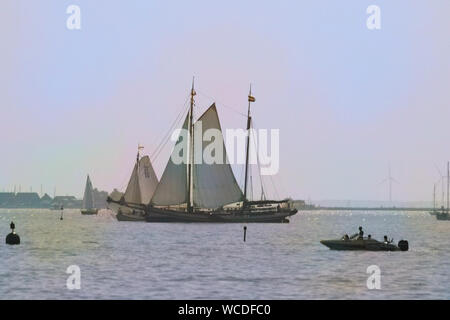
[193, 104, 243, 208]
[138, 155, 158, 204]
[151, 113, 189, 206]
[123, 155, 159, 204]
[82, 175, 95, 209]
[124, 161, 141, 204]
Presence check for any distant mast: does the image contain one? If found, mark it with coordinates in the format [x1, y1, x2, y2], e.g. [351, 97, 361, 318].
[243, 85, 255, 206]
[137, 144, 144, 170]
[187, 78, 196, 213]
[433, 183, 436, 211]
[447, 161, 449, 213]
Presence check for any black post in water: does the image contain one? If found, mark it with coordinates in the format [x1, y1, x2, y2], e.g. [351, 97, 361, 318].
[6, 221, 20, 245]
[60, 205, 64, 220]
[243, 226, 247, 242]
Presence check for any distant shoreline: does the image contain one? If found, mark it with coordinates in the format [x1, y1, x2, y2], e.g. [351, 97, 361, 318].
[298, 206, 435, 211]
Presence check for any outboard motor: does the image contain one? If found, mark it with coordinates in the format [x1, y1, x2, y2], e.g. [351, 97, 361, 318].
[398, 240, 409, 251]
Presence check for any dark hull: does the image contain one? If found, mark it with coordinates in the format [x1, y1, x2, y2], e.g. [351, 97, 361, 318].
[116, 211, 146, 221]
[145, 207, 297, 223]
[107, 199, 147, 222]
[81, 209, 98, 215]
[320, 239, 402, 251]
[436, 212, 450, 220]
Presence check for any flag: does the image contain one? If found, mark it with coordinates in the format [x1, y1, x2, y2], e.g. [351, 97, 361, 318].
[248, 95, 255, 102]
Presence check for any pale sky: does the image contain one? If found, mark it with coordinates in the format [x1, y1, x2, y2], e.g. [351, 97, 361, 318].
[1, 0, 449, 201]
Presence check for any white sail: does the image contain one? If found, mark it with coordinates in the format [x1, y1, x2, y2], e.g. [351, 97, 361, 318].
[193, 104, 243, 208]
[123, 162, 141, 204]
[82, 175, 95, 209]
[151, 113, 189, 206]
[138, 155, 158, 204]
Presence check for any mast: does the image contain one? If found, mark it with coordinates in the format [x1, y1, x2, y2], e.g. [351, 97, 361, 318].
[447, 161, 449, 213]
[187, 78, 196, 213]
[243, 85, 255, 206]
[433, 184, 436, 211]
[136, 144, 143, 199]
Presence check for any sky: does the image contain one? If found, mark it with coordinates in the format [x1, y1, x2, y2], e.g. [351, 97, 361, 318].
[1, 0, 449, 202]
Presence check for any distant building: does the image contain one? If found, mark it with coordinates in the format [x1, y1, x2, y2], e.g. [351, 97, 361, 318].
[52, 196, 82, 209]
[0, 190, 109, 209]
[93, 188, 108, 209]
[40, 193, 53, 207]
[293, 200, 315, 210]
[13, 192, 41, 208]
[0, 193, 16, 207]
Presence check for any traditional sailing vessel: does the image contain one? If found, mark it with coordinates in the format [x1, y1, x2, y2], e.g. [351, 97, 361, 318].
[144, 82, 297, 223]
[106, 147, 159, 221]
[81, 175, 98, 215]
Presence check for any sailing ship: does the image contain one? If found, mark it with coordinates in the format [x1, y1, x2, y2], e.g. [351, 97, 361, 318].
[81, 175, 98, 215]
[436, 161, 450, 220]
[144, 82, 297, 223]
[107, 147, 159, 221]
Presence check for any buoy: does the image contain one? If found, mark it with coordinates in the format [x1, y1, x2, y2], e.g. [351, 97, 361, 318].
[6, 221, 20, 245]
[243, 226, 247, 242]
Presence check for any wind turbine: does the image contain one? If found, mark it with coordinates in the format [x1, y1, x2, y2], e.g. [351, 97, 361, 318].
[380, 164, 398, 205]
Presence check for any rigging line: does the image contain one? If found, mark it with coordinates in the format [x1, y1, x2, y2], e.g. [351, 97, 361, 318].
[250, 122, 267, 200]
[252, 118, 281, 200]
[151, 98, 189, 161]
[196, 90, 247, 118]
[269, 174, 280, 200]
[152, 106, 187, 159]
[150, 109, 187, 164]
[250, 119, 270, 200]
[150, 93, 190, 159]
[150, 96, 190, 162]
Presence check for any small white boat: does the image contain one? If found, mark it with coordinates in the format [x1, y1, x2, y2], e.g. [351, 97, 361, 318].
[81, 175, 98, 215]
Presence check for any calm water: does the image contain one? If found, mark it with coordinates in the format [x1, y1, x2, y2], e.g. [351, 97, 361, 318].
[0, 209, 449, 299]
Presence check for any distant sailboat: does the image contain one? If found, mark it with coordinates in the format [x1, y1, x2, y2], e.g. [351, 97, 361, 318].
[436, 161, 450, 221]
[144, 82, 297, 223]
[107, 147, 159, 221]
[81, 175, 98, 215]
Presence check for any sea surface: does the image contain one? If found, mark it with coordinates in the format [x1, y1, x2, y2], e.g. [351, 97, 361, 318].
[0, 209, 449, 299]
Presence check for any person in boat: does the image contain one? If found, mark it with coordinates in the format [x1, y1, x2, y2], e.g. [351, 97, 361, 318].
[383, 235, 393, 244]
[358, 226, 364, 239]
[350, 226, 364, 239]
[349, 226, 364, 240]
[343, 234, 350, 240]
[368, 234, 372, 240]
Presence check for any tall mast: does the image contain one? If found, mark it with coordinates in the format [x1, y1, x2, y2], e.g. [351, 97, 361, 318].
[136, 145, 140, 165]
[243, 85, 255, 205]
[187, 78, 196, 213]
